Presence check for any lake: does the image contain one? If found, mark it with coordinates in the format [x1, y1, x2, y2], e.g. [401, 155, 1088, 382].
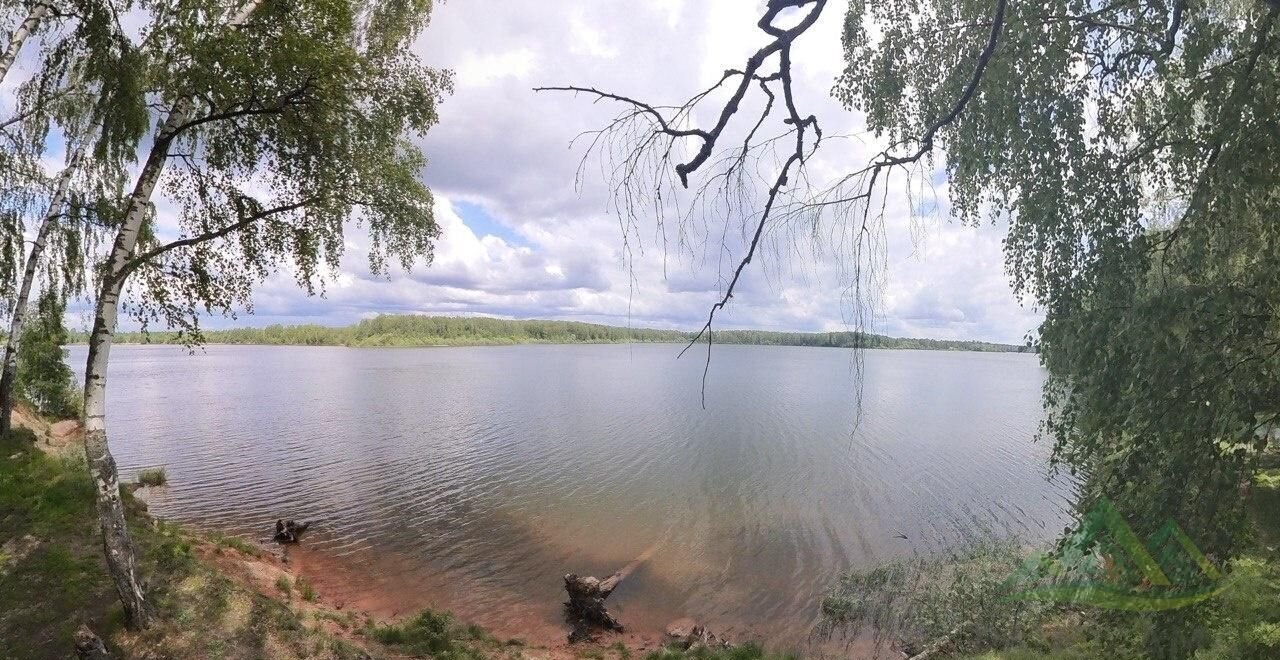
[67, 343, 1075, 647]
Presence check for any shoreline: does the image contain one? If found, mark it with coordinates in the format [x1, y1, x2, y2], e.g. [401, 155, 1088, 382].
[70, 340, 1034, 355]
[66, 313, 1033, 353]
[10, 409, 840, 659]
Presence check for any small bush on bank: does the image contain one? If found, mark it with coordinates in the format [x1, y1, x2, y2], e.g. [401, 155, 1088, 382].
[296, 576, 317, 602]
[137, 467, 167, 487]
[821, 540, 1051, 657]
[15, 289, 79, 420]
[1191, 557, 1280, 659]
[370, 609, 496, 660]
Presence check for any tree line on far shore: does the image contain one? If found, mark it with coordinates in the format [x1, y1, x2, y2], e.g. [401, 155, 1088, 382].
[81, 314, 1033, 352]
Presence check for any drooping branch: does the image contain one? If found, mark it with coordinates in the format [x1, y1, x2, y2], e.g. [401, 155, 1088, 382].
[537, 1, 830, 405]
[537, 0, 826, 186]
[0, 81, 81, 132]
[878, 0, 1006, 168]
[542, 0, 1013, 407]
[677, 23, 826, 406]
[117, 195, 315, 282]
[807, 0, 1007, 213]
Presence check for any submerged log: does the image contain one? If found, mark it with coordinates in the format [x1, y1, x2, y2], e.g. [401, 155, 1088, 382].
[564, 542, 660, 643]
[273, 519, 311, 544]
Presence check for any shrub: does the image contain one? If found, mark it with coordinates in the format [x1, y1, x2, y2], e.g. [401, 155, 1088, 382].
[297, 576, 317, 602]
[821, 540, 1051, 656]
[137, 467, 167, 487]
[1193, 558, 1280, 659]
[370, 609, 493, 660]
[15, 289, 78, 419]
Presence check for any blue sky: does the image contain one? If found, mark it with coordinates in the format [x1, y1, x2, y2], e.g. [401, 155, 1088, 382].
[453, 202, 528, 248]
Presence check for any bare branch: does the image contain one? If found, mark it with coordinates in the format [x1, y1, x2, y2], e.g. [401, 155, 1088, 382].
[549, 0, 1007, 407]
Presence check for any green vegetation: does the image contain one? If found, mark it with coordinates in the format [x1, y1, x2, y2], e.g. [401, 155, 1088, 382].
[136, 467, 168, 487]
[824, 473, 1280, 660]
[14, 289, 78, 420]
[831, 0, 1280, 657]
[298, 576, 318, 602]
[822, 540, 1053, 656]
[210, 532, 262, 558]
[368, 609, 500, 660]
[0, 431, 369, 659]
[643, 643, 797, 660]
[92, 313, 1030, 352]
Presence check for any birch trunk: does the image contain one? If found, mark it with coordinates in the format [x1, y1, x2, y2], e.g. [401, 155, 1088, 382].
[81, 0, 264, 630]
[0, 2, 50, 84]
[0, 145, 83, 435]
[83, 113, 181, 628]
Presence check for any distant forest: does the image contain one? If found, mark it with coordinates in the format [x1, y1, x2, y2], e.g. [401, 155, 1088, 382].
[88, 315, 1032, 352]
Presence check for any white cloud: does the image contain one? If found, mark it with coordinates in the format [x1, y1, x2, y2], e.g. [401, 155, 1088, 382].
[568, 11, 619, 60]
[101, 0, 1041, 345]
[455, 47, 538, 86]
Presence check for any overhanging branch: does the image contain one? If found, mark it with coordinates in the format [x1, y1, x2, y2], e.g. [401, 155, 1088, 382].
[116, 196, 316, 282]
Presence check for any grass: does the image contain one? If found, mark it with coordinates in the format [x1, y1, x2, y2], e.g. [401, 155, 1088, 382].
[369, 609, 502, 660]
[275, 574, 293, 597]
[297, 576, 318, 602]
[0, 429, 370, 659]
[137, 466, 168, 487]
[644, 643, 797, 660]
[952, 468, 1280, 660]
[210, 532, 262, 557]
[0, 429, 118, 659]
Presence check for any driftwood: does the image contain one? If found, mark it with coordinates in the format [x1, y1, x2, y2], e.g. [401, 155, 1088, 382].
[564, 542, 660, 642]
[273, 519, 310, 544]
[903, 627, 961, 660]
[665, 619, 731, 651]
[74, 625, 110, 659]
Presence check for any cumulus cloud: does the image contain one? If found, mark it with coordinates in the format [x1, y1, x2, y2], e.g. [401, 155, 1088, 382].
[116, 0, 1043, 344]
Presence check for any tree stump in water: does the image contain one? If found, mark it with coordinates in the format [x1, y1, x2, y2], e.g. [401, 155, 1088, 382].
[273, 519, 310, 544]
[564, 572, 626, 639]
[563, 542, 660, 643]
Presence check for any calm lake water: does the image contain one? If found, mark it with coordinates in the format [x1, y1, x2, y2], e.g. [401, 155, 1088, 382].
[67, 343, 1075, 647]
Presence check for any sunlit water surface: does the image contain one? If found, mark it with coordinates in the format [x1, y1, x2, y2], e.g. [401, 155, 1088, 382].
[68, 344, 1075, 647]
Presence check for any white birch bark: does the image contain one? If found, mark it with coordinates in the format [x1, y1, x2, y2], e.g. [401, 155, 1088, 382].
[0, 2, 50, 84]
[82, 0, 265, 629]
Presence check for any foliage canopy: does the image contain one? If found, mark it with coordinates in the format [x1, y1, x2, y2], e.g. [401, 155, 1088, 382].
[836, 0, 1280, 653]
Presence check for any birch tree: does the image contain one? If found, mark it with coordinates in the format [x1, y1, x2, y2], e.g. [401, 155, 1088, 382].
[833, 0, 1279, 655]
[82, 0, 449, 628]
[0, 1, 52, 83]
[0, 0, 144, 434]
[836, 0, 1280, 548]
